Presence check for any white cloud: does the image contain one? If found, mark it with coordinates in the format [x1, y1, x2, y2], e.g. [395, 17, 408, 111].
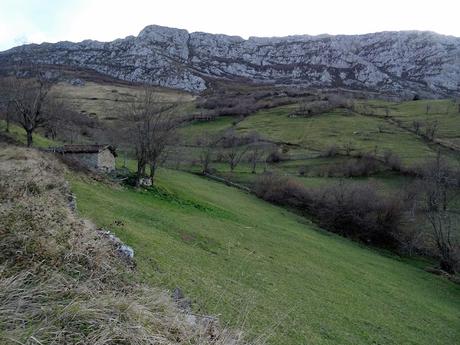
[1, 0, 459, 51]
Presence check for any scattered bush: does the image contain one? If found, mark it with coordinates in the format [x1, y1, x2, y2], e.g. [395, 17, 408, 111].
[322, 145, 339, 157]
[265, 150, 285, 163]
[253, 173, 307, 207]
[312, 182, 404, 247]
[383, 150, 402, 171]
[318, 155, 382, 178]
[298, 166, 307, 176]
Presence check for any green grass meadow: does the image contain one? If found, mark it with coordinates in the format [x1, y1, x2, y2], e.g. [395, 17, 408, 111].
[71, 169, 460, 345]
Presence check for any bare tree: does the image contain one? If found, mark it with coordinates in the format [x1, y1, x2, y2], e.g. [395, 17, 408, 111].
[126, 88, 180, 186]
[221, 129, 249, 172]
[424, 120, 438, 141]
[412, 120, 421, 135]
[426, 103, 431, 114]
[42, 98, 70, 141]
[246, 132, 270, 174]
[196, 131, 221, 174]
[343, 141, 354, 156]
[384, 106, 390, 117]
[420, 152, 459, 273]
[9, 74, 54, 146]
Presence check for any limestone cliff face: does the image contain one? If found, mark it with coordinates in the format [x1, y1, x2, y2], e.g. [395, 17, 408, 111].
[1, 25, 459, 96]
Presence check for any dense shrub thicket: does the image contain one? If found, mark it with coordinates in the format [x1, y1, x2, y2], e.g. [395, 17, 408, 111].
[253, 174, 404, 248]
[254, 159, 460, 274]
[197, 89, 318, 117]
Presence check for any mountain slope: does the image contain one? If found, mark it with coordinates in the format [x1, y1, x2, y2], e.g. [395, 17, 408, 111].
[1, 25, 459, 96]
[70, 166, 460, 345]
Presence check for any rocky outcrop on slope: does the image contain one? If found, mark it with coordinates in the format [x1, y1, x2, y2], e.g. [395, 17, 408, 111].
[1, 25, 459, 96]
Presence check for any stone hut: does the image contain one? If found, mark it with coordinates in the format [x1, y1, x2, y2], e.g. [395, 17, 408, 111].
[52, 145, 117, 172]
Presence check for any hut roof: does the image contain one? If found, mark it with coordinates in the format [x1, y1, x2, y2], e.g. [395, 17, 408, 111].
[51, 144, 117, 156]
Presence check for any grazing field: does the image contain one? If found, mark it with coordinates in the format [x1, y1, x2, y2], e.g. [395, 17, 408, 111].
[71, 168, 460, 345]
[178, 99, 460, 166]
[52, 81, 196, 122]
[354, 99, 460, 152]
[236, 108, 437, 163]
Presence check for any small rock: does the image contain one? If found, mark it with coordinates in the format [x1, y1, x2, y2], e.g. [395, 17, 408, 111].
[69, 78, 85, 86]
[67, 193, 77, 212]
[172, 287, 192, 311]
[98, 228, 135, 261]
[139, 177, 152, 187]
[173, 287, 185, 301]
[119, 243, 134, 259]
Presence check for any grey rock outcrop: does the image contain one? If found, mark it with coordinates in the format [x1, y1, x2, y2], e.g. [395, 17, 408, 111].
[1, 25, 459, 96]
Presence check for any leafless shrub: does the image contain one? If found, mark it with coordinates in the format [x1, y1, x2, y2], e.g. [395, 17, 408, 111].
[246, 132, 272, 174]
[319, 154, 382, 178]
[196, 131, 221, 174]
[298, 166, 307, 176]
[343, 141, 354, 156]
[220, 129, 249, 172]
[253, 173, 307, 207]
[322, 145, 339, 157]
[265, 149, 286, 163]
[424, 120, 438, 141]
[383, 150, 402, 171]
[412, 120, 421, 135]
[254, 174, 405, 247]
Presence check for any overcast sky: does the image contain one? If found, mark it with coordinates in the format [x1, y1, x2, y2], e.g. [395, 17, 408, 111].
[1, 0, 459, 51]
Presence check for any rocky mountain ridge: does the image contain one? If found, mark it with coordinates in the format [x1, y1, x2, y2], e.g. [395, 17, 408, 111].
[1, 25, 459, 97]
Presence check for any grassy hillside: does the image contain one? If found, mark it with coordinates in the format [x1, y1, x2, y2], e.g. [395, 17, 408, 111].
[4, 81, 459, 344]
[0, 145, 245, 345]
[52, 81, 196, 122]
[71, 168, 460, 345]
[180, 100, 460, 166]
[359, 99, 460, 144]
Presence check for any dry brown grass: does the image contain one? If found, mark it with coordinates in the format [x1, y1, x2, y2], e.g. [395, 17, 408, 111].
[0, 145, 248, 345]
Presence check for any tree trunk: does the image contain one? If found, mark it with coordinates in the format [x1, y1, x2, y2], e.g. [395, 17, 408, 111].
[5, 113, 10, 133]
[440, 257, 455, 274]
[136, 160, 145, 187]
[26, 130, 33, 147]
[149, 162, 156, 181]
